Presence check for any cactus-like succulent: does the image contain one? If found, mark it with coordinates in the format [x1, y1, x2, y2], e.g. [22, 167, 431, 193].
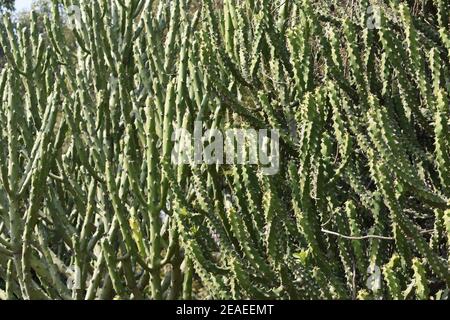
[0, 0, 449, 300]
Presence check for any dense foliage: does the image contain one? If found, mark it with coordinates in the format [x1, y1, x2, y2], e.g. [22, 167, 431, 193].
[0, 0, 449, 300]
[0, 0, 14, 13]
